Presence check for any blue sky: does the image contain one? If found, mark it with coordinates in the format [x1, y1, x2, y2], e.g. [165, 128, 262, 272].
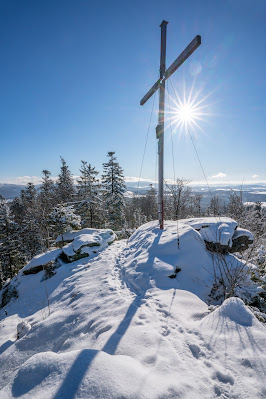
[0, 0, 265, 185]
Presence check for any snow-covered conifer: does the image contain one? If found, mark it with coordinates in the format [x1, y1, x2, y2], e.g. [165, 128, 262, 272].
[102, 152, 126, 230]
[76, 161, 101, 227]
[0, 202, 25, 283]
[49, 204, 81, 245]
[56, 157, 75, 204]
[39, 170, 55, 209]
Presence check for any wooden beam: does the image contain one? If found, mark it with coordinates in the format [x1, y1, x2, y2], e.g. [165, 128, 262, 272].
[164, 35, 201, 81]
[140, 79, 161, 106]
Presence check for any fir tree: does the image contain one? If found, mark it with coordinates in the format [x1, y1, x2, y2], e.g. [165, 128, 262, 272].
[0, 202, 25, 283]
[39, 170, 55, 209]
[56, 157, 75, 203]
[38, 170, 56, 249]
[77, 161, 101, 228]
[102, 151, 126, 230]
[19, 183, 43, 258]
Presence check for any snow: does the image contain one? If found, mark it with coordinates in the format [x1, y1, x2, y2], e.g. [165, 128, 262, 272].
[181, 217, 238, 247]
[62, 230, 116, 260]
[245, 201, 266, 208]
[21, 248, 62, 272]
[16, 320, 31, 339]
[0, 221, 265, 399]
[232, 227, 254, 241]
[55, 228, 115, 243]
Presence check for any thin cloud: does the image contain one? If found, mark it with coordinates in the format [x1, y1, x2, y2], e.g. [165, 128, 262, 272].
[0, 176, 43, 185]
[209, 172, 227, 179]
[125, 176, 156, 183]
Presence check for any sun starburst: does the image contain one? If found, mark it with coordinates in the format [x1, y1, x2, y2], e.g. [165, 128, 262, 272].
[164, 79, 214, 137]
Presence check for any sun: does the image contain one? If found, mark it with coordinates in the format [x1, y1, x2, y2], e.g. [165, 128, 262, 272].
[177, 103, 196, 122]
[165, 80, 213, 136]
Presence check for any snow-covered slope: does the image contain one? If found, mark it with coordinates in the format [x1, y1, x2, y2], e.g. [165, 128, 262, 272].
[0, 221, 265, 399]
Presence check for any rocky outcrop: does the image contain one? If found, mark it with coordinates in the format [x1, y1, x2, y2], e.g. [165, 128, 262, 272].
[180, 217, 253, 254]
[21, 229, 117, 275]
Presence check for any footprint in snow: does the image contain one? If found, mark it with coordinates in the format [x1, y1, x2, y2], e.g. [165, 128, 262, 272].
[188, 344, 203, 359]
[143, 355, 157, 366]
[212, 370, 234, 386]
[95, 325, 112, 338]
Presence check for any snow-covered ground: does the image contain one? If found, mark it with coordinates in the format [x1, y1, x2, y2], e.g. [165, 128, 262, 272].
[0, 221, 265, 399]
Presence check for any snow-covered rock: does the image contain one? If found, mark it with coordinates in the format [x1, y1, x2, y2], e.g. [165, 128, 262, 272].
[17, 321, 31, 339]
[22, 249, 62, 275]
[181, 217, 253, 253]
[55, 228, 115, 245]
[61, 229, 116, 262]
[121, 220, 257, 302]
[21, 229, 117, 274]
[231, 228, 254, 252]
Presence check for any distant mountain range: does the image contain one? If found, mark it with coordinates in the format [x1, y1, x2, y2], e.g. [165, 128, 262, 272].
[0, 184, 26, 199]
[1, 182, 266, 206]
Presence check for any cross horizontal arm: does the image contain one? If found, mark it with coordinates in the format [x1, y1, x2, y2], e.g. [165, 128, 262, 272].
[164, 35, 201, 81]
[140, 79, 161, 106]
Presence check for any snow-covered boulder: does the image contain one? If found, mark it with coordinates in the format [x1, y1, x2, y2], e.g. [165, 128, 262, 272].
[22, 249, 62, 275]
[61, 229, 116, 262]
[231, 228, 254, 252]
[181, 217, 253, 253]
[122, 220, 254, 302]
[21, 229, 117, 275]
[122, 221, 213, 299]
[17, 320, 31, 339]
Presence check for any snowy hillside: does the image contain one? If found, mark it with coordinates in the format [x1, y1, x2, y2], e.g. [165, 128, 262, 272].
[0, 220, 265, 399]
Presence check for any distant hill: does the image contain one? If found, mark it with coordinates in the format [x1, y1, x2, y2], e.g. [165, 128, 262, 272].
[0, 184, 26, 199]
[1, 181, 266, 205]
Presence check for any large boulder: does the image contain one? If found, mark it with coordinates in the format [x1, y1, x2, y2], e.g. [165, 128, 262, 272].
[180, 217, 253, 254]
[60, 229, 116, 262]
[22, 249, 62, 275]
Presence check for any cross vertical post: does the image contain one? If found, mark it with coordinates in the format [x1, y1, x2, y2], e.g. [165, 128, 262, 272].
[140, 21, 201, 230]
[158, 20, 168, 229]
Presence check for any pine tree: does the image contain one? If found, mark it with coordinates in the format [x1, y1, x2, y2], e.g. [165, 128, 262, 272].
[19, 183, 43, 258]
[56, 157, 75, 204]
[102, 151, 126, 230]
[38, 170, 56, 249]
[0, 202, 25, 284]
[77, 161, 101, 227]
[39, 170, 55, 209]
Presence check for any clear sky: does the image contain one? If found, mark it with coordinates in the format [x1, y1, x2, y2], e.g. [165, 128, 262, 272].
[0, 0, 265, 185]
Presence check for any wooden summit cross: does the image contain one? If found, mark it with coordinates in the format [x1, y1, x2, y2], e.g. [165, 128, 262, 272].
[140, 21, 201, 229]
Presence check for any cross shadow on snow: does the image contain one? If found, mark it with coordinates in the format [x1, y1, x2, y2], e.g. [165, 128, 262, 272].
[52, 295, 142, 399]
[52, 230, 164, 399]
[0, 339, 13, 355]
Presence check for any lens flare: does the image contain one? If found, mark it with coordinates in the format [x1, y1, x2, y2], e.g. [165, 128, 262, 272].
[164, 79, 214, 136]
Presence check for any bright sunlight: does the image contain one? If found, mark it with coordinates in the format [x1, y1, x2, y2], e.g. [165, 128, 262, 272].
[165, 80, 213, 136]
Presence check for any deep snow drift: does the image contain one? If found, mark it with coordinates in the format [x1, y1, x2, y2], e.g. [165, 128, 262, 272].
[0, 220, 265, 399]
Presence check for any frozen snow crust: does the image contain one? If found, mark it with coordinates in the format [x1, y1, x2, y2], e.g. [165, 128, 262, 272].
[0, 221, 265, 399]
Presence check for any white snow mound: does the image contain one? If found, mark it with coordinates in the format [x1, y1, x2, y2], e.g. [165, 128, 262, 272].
[122, 220, 248, 301]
